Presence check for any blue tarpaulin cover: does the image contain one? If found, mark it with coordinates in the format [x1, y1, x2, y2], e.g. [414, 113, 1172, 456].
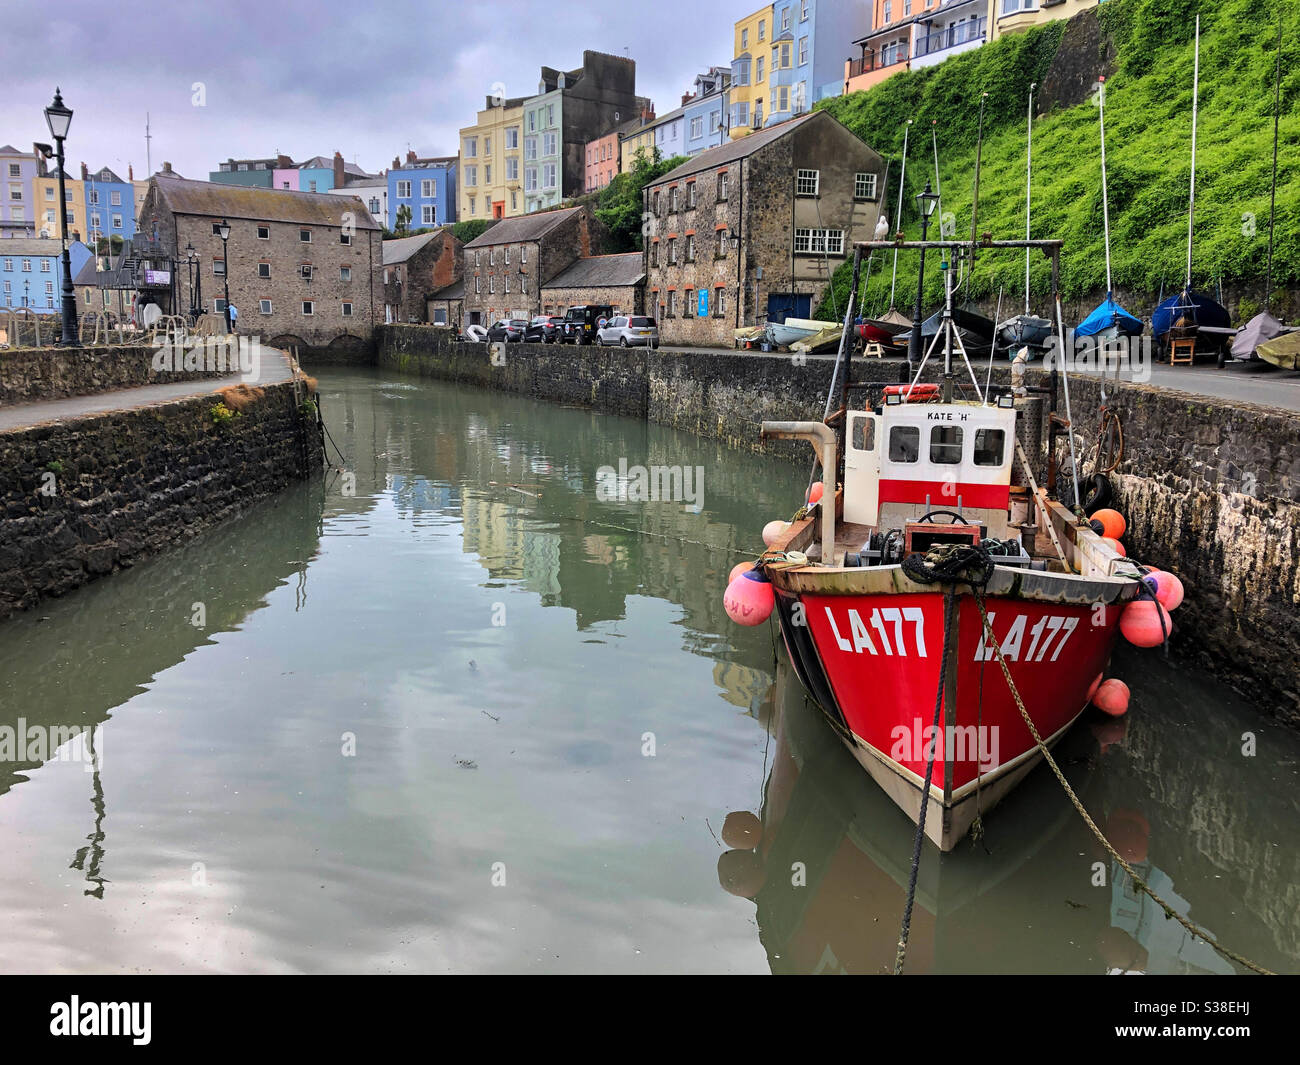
[1076, 294, 1144, 338]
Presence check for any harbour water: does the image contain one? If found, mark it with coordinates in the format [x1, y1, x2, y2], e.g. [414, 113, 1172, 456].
[0, 367, 1295, 974]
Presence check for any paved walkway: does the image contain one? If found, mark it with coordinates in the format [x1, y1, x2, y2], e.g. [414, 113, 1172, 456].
[0, 349, 294, 432]
[668, 345, 1300, 414]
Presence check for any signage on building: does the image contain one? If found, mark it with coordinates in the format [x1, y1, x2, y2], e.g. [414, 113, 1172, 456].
[698, 289, 709, 317]
[143, 269, 171, 285]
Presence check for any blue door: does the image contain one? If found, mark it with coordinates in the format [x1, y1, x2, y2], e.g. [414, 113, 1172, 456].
[766, 293, 811, 324]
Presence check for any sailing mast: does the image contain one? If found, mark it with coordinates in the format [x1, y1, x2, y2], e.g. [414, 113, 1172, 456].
[931, 120, 943, 235]
[1265, 11, 1283, 310]
[1098, 76, 1113, 295]
[1184, 16, 1201, 294]
[969, 92, 989, 264]
[1025, 83, 1035, 314]
[889, 119, 913, 309]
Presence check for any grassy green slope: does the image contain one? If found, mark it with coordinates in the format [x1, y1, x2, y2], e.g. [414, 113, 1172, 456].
[813, 0, 1299, 322]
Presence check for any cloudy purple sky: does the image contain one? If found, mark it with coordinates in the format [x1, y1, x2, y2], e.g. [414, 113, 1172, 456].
[3, 0, 738, 180]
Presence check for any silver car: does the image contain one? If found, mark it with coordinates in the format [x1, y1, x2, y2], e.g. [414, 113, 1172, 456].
[596, 315, 659, 348]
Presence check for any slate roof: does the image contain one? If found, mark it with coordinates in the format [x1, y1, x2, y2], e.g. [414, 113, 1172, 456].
[382, 230, 445, 265]
[296, 156, 371, 177]
[464, 206, 583, 248]
[0, 144, 25, 154]
[431, 279, 464, 300]
[86, 166, 126, 183]
[151, 176, 380, 229]
[647, 112, 820, 186]
[543, 252, 645, 289]
[73, 252, 134, 288]
[0, 237, 73, 257]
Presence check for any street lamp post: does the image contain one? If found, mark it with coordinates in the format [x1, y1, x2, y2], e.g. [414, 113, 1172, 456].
[217, 219, 232, 332]
[23, 279, 30, 308]
[908, 180, 941, 369]
[44, 88, 79, 347]
[184, 242, 198, 319]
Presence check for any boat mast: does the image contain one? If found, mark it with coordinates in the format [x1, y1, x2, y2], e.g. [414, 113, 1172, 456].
[969, 92, 989, 265]
[931, 120, 943, 235]
[889, 119, 913, 310]
[1185, 17, 1200, 293]
[1025, 83, 1035, 314]
[1265, 11, 1283, 311]
[1098, 76, 1113, 295]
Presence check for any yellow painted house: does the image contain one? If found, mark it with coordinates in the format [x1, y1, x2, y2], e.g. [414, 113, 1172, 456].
[619, 123, 658, 173]
[459, 95, 527, 221]
[990, 0, 1101, 40]
[31, 169, 85, 241]
[730, 3, 774, 138]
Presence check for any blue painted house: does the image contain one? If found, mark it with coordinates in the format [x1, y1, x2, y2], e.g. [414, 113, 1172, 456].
[768, 0, 871, 125]
[295, 153, 372, 194]
[82, 164, 136, 241]
[682, 67, 732, 156]
[387, 152, 458, 231]
[0, 237, 92, 314]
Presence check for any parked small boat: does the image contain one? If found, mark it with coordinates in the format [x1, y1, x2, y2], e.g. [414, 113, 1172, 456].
[899, 306, 996, 359]
[1229, 312, 1295, 363]
[998, 314, 1054, 354]
[766, 317, 828, 349]
[790, 322, 844, 355]
[856, 308, 912, 347]
[1077, 76, 1143, 342]
[1257, 331, 1300, 370]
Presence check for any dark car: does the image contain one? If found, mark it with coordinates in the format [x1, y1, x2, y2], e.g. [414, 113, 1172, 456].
[486, 318, 529, 342]
[525, 315, 565, 343]
[560, 304, 614, 345]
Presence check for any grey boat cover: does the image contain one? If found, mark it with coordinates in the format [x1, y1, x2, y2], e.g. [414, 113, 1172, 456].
[1230, 311, 1289, 359]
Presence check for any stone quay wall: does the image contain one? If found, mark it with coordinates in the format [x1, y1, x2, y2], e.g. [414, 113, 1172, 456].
[0, 377, 324, 618]
[0, 343, 234, 407]
[372, 324, 1300, 727]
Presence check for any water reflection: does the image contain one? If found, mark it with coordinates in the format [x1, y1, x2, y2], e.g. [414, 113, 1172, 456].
[721, 658, 1297, 974]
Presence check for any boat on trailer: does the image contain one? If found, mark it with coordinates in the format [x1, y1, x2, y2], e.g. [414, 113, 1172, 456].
[756, 237, 1144, 851]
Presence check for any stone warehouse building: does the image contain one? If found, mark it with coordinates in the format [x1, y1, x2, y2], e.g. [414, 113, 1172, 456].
[462, 205, 605, 325]
[378, 229, 462, 324]
[641, 110, 885, 347]
[540, 252, 646, 317]
[138, 177, 381, 351]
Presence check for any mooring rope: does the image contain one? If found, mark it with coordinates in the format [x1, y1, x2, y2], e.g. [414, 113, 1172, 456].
[896, 542, 1274, 976]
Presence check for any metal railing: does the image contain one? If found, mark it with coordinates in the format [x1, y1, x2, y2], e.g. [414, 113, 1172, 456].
[847, 49, 910, 79]
[914, 17, 988, 58]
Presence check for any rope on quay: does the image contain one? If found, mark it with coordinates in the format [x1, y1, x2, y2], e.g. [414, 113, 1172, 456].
[897, 542, 1275, 977]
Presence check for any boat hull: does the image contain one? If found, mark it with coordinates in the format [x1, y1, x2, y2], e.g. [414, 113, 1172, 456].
[774, 577, 1127, 850]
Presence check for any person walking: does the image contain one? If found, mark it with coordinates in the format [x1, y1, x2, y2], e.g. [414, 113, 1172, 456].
[228, 303, 239, 334]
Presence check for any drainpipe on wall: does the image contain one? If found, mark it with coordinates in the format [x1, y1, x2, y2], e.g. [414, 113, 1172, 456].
[735, 156, 744, 331]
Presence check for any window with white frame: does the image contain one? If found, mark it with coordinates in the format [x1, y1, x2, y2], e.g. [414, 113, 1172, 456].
[668, 237, 676, 264]
[112, 214, 122, 229]
[39, 259, 50, 272]
[799, 36, 808, 65]
[855, 172, 878, 200]
[781, 8, 789, 30]
[300, 264, 313, 280]
[1002, 0, 1036, 12]
[542, 132, 557, 157]
[259, 299, 272, 314]
[757, 56, 765, 82]
[542, 163, 557, 189]
[793, 228, 845, 255]
[687, 183, 696, 208]
[421, 179, 434, 197]
[525, 136, 538, 161]
[111, 191, 121, 205]
[397, 180, 411, 198]
[212, 259, 225, 276]
[302, 301, 314, 315]
[716, 288, 726, 316]
[505, 127, 519, 149]
[690, 116, 703, 140]
[258, 225, 270, 239]
[464, 166, 477, 187]
[801, 0, 808, 19]
[717, 228, 728, 255]
[341, 266, 351, 281]
[796, 169, 819, 196]
[718, 172, 729, 200]
[300, 229, 312, 242]
[422, 205, 435, 225]
[685, 234, 695, 261]
[340, 232, 351, 245]
[258, 262, 270, 278]
[342, 302, 353, 317]
[506, 157, 518, 181]
[464, 137, 477, 158]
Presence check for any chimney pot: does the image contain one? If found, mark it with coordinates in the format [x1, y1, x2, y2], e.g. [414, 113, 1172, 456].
[80, 162, 88, 180]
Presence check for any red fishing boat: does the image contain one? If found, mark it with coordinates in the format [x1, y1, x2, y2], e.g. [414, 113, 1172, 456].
[746, 239, 1148, 851]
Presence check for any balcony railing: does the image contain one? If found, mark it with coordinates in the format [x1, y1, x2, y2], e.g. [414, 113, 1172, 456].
[847, 49, 909, 80]
[914, 17, 988, 58]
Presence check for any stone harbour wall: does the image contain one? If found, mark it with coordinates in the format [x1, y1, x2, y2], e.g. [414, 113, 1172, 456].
[373, 323, 1300, 728]
[0, 343, 233, 407]
[0, 378, 324, 618]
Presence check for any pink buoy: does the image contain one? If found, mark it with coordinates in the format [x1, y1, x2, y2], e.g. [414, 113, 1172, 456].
[728, 561, 754, 584]
[1093, 678, 1131, 717]
[807, 482, 825, 505]
[1148, 569, 1184, 611]
[1102, 537, 1126, 557]
[724, 569, 775, 626]
[762, 520, 790, 548]
[1120, 600, 1172, 648]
